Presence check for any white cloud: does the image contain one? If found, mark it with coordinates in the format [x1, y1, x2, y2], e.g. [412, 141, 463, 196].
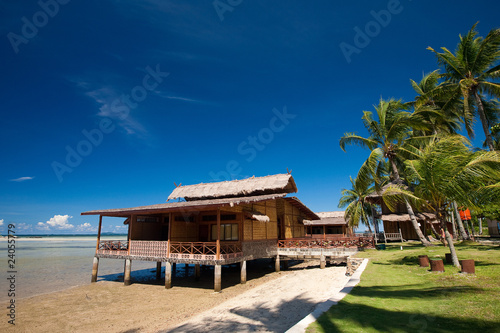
[36, 222, 50, 231]
[0, 219, 3, 226]
[39, 215, 74, 230]
[10, 176, 34, 182]
[17, 223, 34, 232]
[76, 223, 97, 233]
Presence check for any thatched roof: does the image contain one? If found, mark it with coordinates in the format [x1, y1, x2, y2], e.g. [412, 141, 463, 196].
[82, 193, 319, 220]
[244, 210, 270, 222]
[168, 174, 297, 201]
[380, 212, 437, 223]
[303, 211, 347, 226]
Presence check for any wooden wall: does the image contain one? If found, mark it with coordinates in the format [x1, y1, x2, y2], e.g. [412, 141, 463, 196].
[281, 199, 305, 239]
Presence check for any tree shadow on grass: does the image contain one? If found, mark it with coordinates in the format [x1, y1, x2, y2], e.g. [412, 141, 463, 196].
[315, 301, 498, 333]
[163, 293, 317, 333]
[348, 284, 483, 300]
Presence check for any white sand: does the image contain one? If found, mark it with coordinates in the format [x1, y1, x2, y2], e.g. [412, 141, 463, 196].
[164, 263, 350, 333]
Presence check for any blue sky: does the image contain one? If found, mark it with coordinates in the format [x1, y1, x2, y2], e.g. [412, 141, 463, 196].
[1, 0, 499, 234]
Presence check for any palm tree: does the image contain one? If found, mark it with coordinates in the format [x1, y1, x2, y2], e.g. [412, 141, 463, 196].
[427, 23, 500, 151]
[340, 98, 432, 246]
[410, 70, 462, 137]
[338, 151, 384, 232]
[389, 136, 500, 266]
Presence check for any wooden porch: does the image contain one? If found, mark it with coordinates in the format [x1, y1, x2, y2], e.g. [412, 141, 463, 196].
[96, 240, 243, 261]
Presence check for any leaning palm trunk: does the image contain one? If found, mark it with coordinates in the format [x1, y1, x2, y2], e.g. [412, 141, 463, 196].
[439, 213, 460, 267]
[404, 199, 432, 246]
[390, 159, 432, 246]
[453, 201, 469, 240]
[474, 91, 495, 151]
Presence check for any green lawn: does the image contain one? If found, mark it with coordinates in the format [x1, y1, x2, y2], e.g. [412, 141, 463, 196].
[307, 241, 500, 333]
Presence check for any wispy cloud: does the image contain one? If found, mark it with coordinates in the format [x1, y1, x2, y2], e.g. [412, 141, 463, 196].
[10, 176, 34, 182]
[0, 219, 4, 226]
[84, 85, 147, 135]
[37, 215, 74, 230]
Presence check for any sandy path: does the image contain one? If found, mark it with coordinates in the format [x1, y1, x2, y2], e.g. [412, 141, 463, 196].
[164, 264, 349, 333]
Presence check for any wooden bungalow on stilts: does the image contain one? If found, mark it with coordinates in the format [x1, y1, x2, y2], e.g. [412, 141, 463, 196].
[83, 174, 321, 291]
[303, 211, 353, 238]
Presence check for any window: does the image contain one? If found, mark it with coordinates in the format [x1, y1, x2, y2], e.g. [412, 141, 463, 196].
[211, 224, 238, 241]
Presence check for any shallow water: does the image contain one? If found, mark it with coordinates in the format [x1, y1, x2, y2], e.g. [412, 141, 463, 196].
[0, 237, 194, 302]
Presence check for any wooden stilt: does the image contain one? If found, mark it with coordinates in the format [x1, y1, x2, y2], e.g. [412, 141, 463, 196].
[124, 259, 132, 286]
[240, 261, 247, 284]
[320, 254, 326, 269]
[165, 262, 172, 289]
[156, 262, 162, 280]
[275, 255, 280, 272]
[91, 256, 99, 283]
[214, 264, 222, 292]
[195, 264, 201, 281]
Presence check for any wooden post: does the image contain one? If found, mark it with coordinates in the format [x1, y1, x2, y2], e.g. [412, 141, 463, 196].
[195, 264, 201, 281]
[128, 215, 135, 255]
[165, 262, 172, 289]
[320, 254, 326, 269]
[323, 225, 326, 239]
[156, 262, 162, 280]
[240, 261, 246, 284]
[384, 231, 387, 244]
[124, 259, 132, 286]
[214, 264, 222, 292]
[95, 215, 103, 252]
[216, 208, 221, 260]
[167, 212, 172, 258]
[91, 256, 99, 283]
[275, 255, 280, 272]
[399, 228, 403, 242]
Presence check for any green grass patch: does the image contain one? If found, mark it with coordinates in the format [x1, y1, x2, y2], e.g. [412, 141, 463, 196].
[307, 241, 500, 333]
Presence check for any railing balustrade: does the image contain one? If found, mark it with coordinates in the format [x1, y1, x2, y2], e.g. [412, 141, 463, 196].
[277, 236, 375, 249]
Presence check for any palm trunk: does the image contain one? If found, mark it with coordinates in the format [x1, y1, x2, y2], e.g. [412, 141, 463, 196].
[404, 198, 432, 246]
[389, 158, 431, 246]
[453, 201, 469, 240]
[474, 91, 495, 151]
[479, 217, 483, 235]
[440, 214, 460, 267]
[429, 222, 441, 239]
[450, 206, 457, 238]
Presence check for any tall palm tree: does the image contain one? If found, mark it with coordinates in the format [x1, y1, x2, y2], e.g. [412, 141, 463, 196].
[387, 135, 500, 266]
[340, 98, 432, 246]
[427, 23, 500, 151]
